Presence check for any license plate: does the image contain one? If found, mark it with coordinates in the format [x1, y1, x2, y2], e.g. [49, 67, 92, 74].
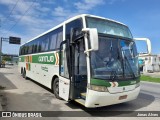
[119, 95, 127, 100]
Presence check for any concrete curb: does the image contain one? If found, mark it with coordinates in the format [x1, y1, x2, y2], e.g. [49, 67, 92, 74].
[141, 81, 160, 85]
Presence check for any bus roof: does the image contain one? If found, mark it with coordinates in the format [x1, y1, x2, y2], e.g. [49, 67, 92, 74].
[21, 14, 127, 46]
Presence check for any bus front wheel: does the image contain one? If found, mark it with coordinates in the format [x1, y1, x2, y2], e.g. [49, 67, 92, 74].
[53, 78, 61, 99]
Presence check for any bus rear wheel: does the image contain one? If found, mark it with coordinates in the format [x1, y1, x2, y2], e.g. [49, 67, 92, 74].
[53, 78, 61, 99]
[22, 69, 28, 80]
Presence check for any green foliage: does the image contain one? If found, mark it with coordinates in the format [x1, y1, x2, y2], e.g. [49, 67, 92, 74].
[140, 75, 160, 83]
[2, 56, 11, 61]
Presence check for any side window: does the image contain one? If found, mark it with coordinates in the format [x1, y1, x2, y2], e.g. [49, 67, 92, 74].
[41, 35, 49, 52]
[32, 43, 34, 53]
[20, 46, 22, 55]
[45, 37, 49, 51]
[22, 46, 25, 55]
[28, 43, 32, 54]
[32, 41, 38, 54]
[34, 40, 38, 53]
[49, 31, 57, 50]
[56, 28, 63, 48]
[37, 38, 42, 52]
[49, 27, 63, 50]
[60, 19, 83, 78]
[25, 44, 29, 55]
[75, 39, 87, 75]
[66, 18, 83, 41]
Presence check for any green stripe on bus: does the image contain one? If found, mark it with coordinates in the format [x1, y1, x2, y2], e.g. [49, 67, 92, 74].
[32, 53, 56, 64]
[19, 52, 59, 65]
[91, 78, 111, 87]
[90, 78, 140, 87]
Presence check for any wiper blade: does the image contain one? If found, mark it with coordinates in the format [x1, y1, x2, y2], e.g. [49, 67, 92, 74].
[123, 55, 136, 79]
[110, 70, 117, 81]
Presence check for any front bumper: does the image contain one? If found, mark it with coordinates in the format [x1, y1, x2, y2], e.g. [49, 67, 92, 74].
[85, 86, 140, 108]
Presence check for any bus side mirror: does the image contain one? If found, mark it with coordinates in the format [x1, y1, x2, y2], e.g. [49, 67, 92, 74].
[82, 28, 99, 52]
[134, 38, 151, 56]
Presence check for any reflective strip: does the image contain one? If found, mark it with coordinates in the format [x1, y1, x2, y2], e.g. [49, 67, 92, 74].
[56, 52, 59, 65]
[29, 56, 32, 63]
[109, 82, 119, 87]
[55, 53, 59, 65]
[115, 82, 119, 87]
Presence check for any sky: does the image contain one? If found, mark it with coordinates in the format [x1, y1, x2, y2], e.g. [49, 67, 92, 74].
[0, 0, 160, 54]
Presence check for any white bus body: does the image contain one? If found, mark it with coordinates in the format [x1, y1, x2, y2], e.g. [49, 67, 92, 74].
[19, 14, 140, 107]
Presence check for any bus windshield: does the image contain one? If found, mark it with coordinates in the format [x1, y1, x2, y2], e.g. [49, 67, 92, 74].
[90, 36, 139, 80]
[86, 17, 132, 39]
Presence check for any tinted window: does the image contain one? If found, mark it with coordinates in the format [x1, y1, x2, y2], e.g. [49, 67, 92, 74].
[41, 35, 49, 52]
[37, 38, 42, 52]
[56, 29, 63, 48]
[34, 40, 38, 53]
[28, 43, 32, 54]
[49, 31, 57, 50]
[21, 46, 24, 55]
[20, 27, 63, 55]
[32, 44, 34, 53]
[66, 18, 83, 40]
[49, 27, 63, 50]
[25, 45, 29, 54]
[32, 41, 38, 53]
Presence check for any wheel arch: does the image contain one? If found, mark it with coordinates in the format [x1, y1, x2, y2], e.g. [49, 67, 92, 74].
[51, 75, 59, 91]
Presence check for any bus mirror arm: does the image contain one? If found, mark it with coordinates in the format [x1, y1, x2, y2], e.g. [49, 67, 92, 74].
[73, 33, 85, 43]
[84, 49, 94, 53]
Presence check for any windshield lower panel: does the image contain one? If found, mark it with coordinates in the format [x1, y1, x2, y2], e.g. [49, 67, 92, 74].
[90, 36, 140, 81]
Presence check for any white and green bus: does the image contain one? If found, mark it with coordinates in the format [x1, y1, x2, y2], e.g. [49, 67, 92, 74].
[19, 14, 140, 108]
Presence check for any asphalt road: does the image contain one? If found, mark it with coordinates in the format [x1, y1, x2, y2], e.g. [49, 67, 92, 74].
[0, 65, 160, 120]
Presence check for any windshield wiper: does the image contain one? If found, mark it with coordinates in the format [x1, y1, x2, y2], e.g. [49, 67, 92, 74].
[110, 70, 117, 81]
[109, 46, 123, 81]
[123, 54, 136, 79]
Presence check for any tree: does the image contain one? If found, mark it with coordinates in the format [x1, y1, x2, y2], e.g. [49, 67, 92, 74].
[2, 56, 11, 61]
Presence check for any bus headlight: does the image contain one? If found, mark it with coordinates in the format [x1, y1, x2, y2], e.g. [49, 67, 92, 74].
[88, 84, 108, 92]
[135, 82, 140, 88]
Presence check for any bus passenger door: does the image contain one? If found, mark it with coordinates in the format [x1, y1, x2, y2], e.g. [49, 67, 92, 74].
[59, 41, 70, 101]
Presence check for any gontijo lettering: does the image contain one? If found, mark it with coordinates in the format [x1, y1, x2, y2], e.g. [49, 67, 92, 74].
[38, 56, 54, 62]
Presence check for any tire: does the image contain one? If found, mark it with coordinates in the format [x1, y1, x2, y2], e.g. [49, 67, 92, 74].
[21, 68, 23, 75]
[53, 78, 61, 99]
[22, 69, 28, 80]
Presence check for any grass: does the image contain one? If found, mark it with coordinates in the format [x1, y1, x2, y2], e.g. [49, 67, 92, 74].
[140, 75, 160, 83]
